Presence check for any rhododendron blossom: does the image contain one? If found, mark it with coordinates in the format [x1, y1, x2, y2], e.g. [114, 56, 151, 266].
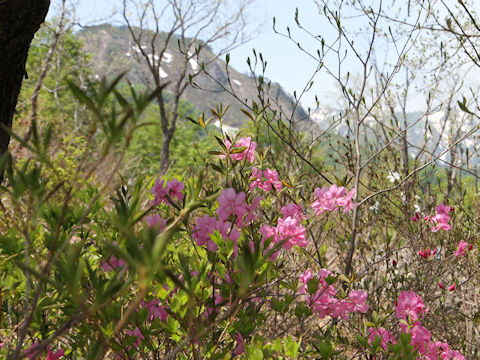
[101, 255, 126, 272]
[141, 298, 169, 323]
[311, 185, 356, 215]
[425, 203, 453, 232]
[455, 241, 472, 258]
[126, 327, 144, 349]
[216, 188, 248, 221]
[249, 167, 282, 192]
[411, 212, 420, 222]
[393, 291, 465, 359]
[281, 203, 308, 220]
[151, 178, 184, 206]
[260, 215, 307, 250]
[146, 214, 167, 231]
[25, 344, 65, 360]
[233, 332, 245, 355]
[299, 270, 368, 320]
[192, 215, 241, 254]
[220, 137, 256, 163]
[395, 291, 427, 323]
[368, 327, 396, 350]
[418, 248, 436, 259]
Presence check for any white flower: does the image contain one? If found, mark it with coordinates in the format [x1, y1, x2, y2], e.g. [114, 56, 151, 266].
[369, 201, 380, 211]
[387, 171, 400, 183]
[414, 204, 421, 212]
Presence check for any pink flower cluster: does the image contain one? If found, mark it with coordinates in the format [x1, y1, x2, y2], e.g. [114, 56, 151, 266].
[146, 213, 167, 232]
[216, 188, 248, 221]
[281, 203, 308, 220]
[25, 344, 65, 360]
[193, 215, 241, 253]
[101, 255, 127, 272]
[192, 189, 261, 254]
[260, 204, 307, 252]
[249, 167, 283, 192]
[368, 327, 396, 350]
[151, 178, 184, 206]
[141, 298, 169, 323]
[126, 327, 145, 349]
[232, 332, 245, 355]
[423, 203, 453, 232]
[221, 137, 257, 163]
[455, 240, 473, 258]
[311, 185, 356, 215]
[299, 269, 368, 320]
[394, 291, 464, 359]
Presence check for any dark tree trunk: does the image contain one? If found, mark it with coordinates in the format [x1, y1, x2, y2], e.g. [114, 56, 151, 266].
[159, 130, 174, 175]
[0, 0, 50, 174]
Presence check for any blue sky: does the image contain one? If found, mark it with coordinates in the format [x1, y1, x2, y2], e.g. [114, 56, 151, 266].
[46, 0, 479, 112]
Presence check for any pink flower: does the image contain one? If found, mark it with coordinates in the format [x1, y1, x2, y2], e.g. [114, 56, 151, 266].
[260, 216, 307, 251]
[438, 282, 445, 289]
[217, 188, 248, 221]
[166, 178, 184, 202]
[249, 167, 263, 192]
[449, 284, 456, 292]
[428, 203, 452, 232]
[418, 248, 436, 259]
[151, 178, 184, 206]
[192, 215, 218, 251]
[300, 270, 369, 321]
[25, 344, 64, 360]
[311, 185, 356, 215]
[241, 195, 263, 227]
[222, 137, 256, 163]
[427, 341, 451, 360]
[46, 347, 65, 360]
[455, 241, 471, 258]
[408, 323, 432, 354]
[261, 168, 282, 191]
[101, 255, 126, 272]
[281, 203, 308, 220]
[141, 298, 168, 322]
[395, 291, 427, 323]
[449, 350, 466, 360]
[233, 332, 245, 355]
[126, 327, 144, 349]
[151, 179, 168, 206]
[348, 290, 369, 313]
[249, 168, 282, 192]
[368, 327, 396, 350]
[147, 214, 167, 231]
[330, 299, 353, 320]
[192, 215, 241, 254]
[300, 269, 313, 285]
[435, 203, 452, 214]
[412, 212, 420, 222]
[275, 216, 307, 249]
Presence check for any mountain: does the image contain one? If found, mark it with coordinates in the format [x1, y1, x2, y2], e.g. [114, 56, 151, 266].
[311, 107, 477, 165]
[77, 25, 308, 128]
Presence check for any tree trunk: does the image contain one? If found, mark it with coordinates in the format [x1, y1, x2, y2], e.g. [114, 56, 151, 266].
[159, 130, 174, 175]
[0, 0, 50, 177]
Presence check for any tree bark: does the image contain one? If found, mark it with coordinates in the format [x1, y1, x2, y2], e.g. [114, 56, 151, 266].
[159, 130, 174, 175]
[0, 0, 50, 175]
